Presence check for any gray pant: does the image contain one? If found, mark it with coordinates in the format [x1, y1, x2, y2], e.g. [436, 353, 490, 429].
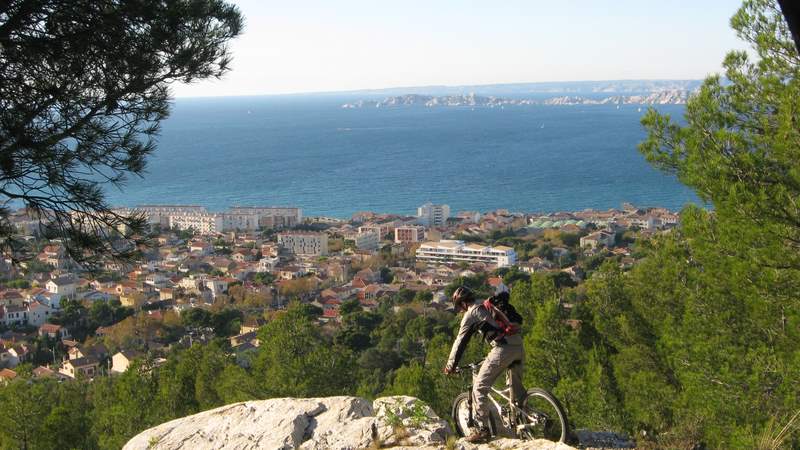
[473, 343, 525, 430]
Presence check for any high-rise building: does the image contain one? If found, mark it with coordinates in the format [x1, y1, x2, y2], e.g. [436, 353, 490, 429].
[417, 202, 450, 227]
[277, 232, 328, 256]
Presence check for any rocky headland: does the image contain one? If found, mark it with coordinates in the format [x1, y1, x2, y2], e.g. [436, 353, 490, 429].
[341, 91, 691, 109]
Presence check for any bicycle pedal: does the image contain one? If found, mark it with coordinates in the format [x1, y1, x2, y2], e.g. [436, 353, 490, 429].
[516, 423, 535, 433]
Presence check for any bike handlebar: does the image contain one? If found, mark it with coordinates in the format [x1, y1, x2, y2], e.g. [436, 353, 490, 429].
[453, 359, 485, 374]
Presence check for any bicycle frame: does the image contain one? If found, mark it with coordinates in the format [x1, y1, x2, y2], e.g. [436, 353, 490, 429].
[462, 372, 543, 437]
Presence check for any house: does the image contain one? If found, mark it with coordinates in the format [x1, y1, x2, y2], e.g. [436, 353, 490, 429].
[159, 288, 174, 301]
[277, 266, 306, 280]
[111, 350, 143, 374]
[204, 277, 233, 298]
[59, 356, 100, 379]
[32, 290, 63, 309]
[518, 257, 553, 274]
[7, 344, 31, 367]
[39, 244, 68, 268]
[68, 343, 108, 362]
[188, 241, 212, 256]
[239, 318, 265, 334]
[230, 331, 259, 348]
[32, 366, 69, 381]
[361, 284, 384, 300]
[78, 290, 112, 302]
[487, 277, 508, 294]
[0, 290, 24, 307]
[580, 230, 616, 249]
[231, 249, 255, 263]
[46, 274, 77, 298]
[144, 272, 168, 288]
[39, 323, 69, 340]
[257, 256, 279, 272]
[2, 305, 27, 327]
[26, 300, 52, 327]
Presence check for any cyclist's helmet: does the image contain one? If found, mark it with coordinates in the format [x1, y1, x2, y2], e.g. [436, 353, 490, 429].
[451, 286, 475, 310]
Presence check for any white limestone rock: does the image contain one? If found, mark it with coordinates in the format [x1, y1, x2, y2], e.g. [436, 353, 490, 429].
[372, 395, 451, 447]
[123, 395, 457, 450]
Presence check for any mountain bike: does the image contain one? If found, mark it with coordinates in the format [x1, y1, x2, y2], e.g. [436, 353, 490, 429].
[451, 359, 569, 443]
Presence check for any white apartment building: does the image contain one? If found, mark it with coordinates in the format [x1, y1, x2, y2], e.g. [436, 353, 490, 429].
[346, 230, 379, 251]
[416, 240, 516, 267]
[115, 205, 302, 234]
[227, 207, 302, 229]
[222, 212, 261, 231]
[395, 225, 425, 243]
[168, 213, 224, 234]
[130, 205, 206, 227]
[417, 203, 450, 227]
[277, 232, 328, 256]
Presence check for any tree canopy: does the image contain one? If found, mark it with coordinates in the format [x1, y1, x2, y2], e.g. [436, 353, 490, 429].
[0, 0, 242, 263]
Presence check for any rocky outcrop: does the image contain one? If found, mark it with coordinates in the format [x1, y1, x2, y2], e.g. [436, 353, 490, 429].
[124, 396, 451, 450]
[124, 395, 631, 450]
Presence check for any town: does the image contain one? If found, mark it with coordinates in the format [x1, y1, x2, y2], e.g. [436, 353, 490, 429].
[0, 201, 680, 383]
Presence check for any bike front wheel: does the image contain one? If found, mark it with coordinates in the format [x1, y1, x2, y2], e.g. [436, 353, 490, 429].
[517, 388, 568, 443]
[452, 392, 497, 437]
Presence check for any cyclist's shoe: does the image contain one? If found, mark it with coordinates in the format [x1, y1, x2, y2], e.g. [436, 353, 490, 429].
[465, 427, 491, 443]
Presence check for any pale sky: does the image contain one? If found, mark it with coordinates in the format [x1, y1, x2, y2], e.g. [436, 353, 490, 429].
[172, 0, 747, 98]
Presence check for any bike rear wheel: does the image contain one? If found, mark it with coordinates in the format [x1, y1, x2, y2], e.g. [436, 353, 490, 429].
[452, 392, 497, 437]
[517, 388, 568, 443]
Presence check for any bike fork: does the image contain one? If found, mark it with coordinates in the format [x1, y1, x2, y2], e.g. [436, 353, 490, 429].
[467, 385, 475, 428]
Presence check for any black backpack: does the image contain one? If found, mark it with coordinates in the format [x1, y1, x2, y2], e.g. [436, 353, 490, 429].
[488, 291, 523, 325]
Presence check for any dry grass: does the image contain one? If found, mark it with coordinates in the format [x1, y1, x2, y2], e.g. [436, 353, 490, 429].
[757, 411, 800, 450]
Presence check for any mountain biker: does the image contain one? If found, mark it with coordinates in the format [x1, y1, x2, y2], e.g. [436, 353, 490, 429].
[444, 285, 525, 443]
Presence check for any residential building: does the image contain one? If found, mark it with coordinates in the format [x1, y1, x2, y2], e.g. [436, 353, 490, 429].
[124, 205, 206, 227]
[457, 211, 482, 224]
[395, 225, 425, 244]
[277, 232, 328, 256]
[346, 230, 379, 251]
[2, 305, 27, 327]
[580, 230, 616, 249]
[46, 274, 76, 298]
[169, 212, 223, 234]
[417, 202, 450, 227]
[415, 240, 517, 267]
[59, 356, 100, 379]
[222, 212, 261, 231]
[226, 207, 302, 229]
[359, 222, 395, 239]
[111, 350, 143, 374]
[39, 323, 68, 339]
[0, 290, 24, 307]
[257, 256, 279, 272]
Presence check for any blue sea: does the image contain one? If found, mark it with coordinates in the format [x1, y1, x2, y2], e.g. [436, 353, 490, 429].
[105, 95, 698, 217]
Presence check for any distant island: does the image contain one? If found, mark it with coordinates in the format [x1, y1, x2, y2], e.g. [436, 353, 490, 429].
[341, 90, 692, 109]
